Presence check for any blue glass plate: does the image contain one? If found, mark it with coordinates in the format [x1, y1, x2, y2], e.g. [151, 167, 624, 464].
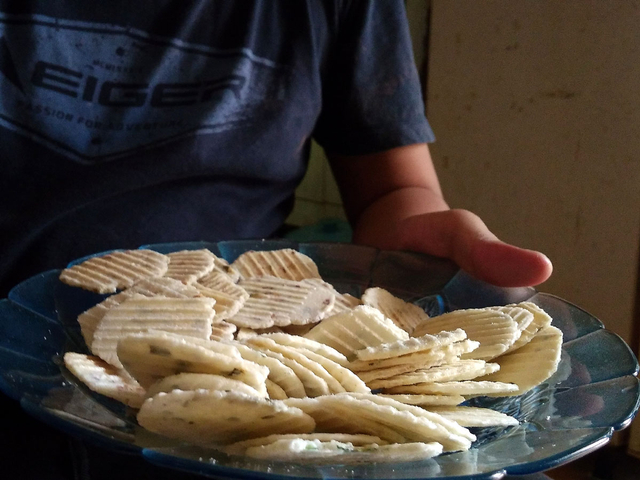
[2, 240, 639, 479]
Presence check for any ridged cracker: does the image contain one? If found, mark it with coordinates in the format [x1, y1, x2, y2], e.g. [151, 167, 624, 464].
[64, 352, 146, 408]
[59, 249, 169, 294]
[91, 295, 216, 368]
[304, 305, 409, 359]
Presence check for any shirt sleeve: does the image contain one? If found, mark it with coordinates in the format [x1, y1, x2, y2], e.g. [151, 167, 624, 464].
[313, 0, 435, 156]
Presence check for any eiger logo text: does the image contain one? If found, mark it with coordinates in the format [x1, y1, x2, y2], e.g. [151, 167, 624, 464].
[0, 15, 287, 163]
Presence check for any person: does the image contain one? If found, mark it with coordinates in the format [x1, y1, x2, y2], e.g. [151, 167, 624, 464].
[0, 1, 552, 479]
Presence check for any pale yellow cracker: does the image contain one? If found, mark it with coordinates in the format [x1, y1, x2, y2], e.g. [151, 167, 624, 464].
[478, 325, 563, 396]
[303, 278, 361, 316]
[488, 305, 535, 334]
[349, 339, 478, 373]
[78, 277, 201, 348]
[243, 439, 442, 463]
[305, 393, 474, 452]
[231, 248, 321, 281]
[163, 249, 216, 284]
[59, 249, 170, 294]
[63, 352, 146, 408]
[283, 397, 409, 443]
[233, 343, 307, 398]
[361, 287, 430, 334]
[304, 305, 409, 359]
[378, 393, 465, 406]
[228, 276, 334, 329]
[137, 390, 315, 445]
[505, 302, 554, 353]
[224, 432, 387, 456]
[243, 346, 330, 397]
[145, 373, 264, 399]
[427, 406, 519, 427]
[194, 283, 247, 321]
[78, 291, 135, 349]
[266, 379, 288, 400]
[343, 393, 477, 443]
[91, 295, 216, 368]
[384, 380, 519, 397]
[260, 332, 348, 367]
[210, 321, 237, 341]
[116, 331, 268, 394]
[354, 328, 469, 362]
[197, 271, 248, 297]
[413, 309, 520, 361]
[245, 337, 345, 394]
[366, 360, 500, 390]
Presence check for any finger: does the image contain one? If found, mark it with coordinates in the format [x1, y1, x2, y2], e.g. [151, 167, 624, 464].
[399, 209, 553, 287]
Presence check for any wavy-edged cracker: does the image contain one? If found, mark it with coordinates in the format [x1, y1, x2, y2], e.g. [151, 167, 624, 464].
[232, 343, 306, 398]
[117, 331, 268, 394]
[488, 305, 534, 334]
[244, 439, 443, 463]
[304, 278, 361, 316]
[224, 432, 387, 456]
[91, 295, 216, 368]
[249, 337, 369, 394]
[354, 328, 468, 363]
[349, 339, 478, 373]
[78, 277, 201, 348]
[342, 393, 476, 444]
[366, 360, 500, 390]
[198, 270, 247, 296]
[228, 276, 334, 329]
[231, 248, 321, 281]
[266, 379, 288, 400]
[361, 287, 430, 334]
[247, 345, 329, 397]
[245, 336, 345, 394]
[59, 249, 170, 294]
[137, 390, 315, 445]
[378, 393, 465, 406]
[259, 332, 348, 367]
[202, 255, 242, 283]
[284, 397, 408, 444]
[302, 393, 474, 452]
[505, 302, 553, 353]
[210, 321, 237, 341]
[145, 372, 264, 399]
[234, 326, 283, 341]
[427, 406, 519, 427]
[478, 325, 563, 396]
[413, 309, 520, 361]
[304, 305, 409, 359]
[64, 352, 146, 408]
[193, 283, 247, 321]
[355, 353, 454, 384]
[384, 380, 519, 397]
[163, 249, 216, 284]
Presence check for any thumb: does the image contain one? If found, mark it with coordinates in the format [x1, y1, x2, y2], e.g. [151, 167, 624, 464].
[399, 209, 553, 288]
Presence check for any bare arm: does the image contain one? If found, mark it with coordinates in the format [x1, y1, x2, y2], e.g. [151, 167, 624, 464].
[327, 143, 552, 287]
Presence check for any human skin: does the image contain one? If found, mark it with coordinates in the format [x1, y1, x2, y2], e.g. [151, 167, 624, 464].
[328, 143, 553, 288]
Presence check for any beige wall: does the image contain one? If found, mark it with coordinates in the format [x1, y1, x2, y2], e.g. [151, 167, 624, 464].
[427, 0, 640, 345]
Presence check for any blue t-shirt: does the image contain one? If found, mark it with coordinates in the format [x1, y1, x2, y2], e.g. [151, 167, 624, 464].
[0, 0, 434, 295]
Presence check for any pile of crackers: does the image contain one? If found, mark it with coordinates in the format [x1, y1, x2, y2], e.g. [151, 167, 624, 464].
[60, 247, 562, 464]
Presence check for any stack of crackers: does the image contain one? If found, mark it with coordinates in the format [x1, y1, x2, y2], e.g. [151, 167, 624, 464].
[60, 247, 562, 464]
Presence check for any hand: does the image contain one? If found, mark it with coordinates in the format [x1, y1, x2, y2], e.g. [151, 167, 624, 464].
[355, 208, 553, 288]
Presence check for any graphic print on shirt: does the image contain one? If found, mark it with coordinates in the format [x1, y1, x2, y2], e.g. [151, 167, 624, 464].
[0, 14, 290, 163]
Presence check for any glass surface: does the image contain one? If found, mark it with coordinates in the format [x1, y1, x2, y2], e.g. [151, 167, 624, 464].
[2, 240, 639, 480]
